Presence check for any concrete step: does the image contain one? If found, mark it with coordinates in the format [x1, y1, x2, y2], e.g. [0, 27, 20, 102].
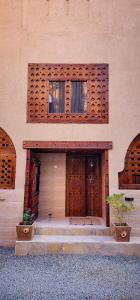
[35, 225, 112, 236]
[15, 235, 140, 256]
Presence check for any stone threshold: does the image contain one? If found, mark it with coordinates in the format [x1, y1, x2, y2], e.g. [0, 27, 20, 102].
[15, 235, 140, 256]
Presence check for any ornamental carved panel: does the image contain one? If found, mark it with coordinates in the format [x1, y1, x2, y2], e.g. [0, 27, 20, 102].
[66, 154, 102, 217]
[0, 128, 16, 189]
[27, 64, 108, 123]
[118, 134, 140, 189]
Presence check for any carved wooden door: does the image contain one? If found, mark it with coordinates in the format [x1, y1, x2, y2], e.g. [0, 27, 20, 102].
[66, 155, 85, 216]
[29, 158, 40, 220]
[86, 156, 102, 216]
[66, 154, 102, 217]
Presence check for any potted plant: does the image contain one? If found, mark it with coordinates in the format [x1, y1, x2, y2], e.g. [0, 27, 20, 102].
[16, 209, 35, 241]
[107, 193, 135, 242]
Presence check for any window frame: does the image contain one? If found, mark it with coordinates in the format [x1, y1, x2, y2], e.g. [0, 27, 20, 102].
[27, 63, 109, 123]
[48, 80, 65, 114]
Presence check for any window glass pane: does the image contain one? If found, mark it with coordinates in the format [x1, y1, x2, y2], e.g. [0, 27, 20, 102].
[71, 81, 87, 113]
[49, 81, 65, 113]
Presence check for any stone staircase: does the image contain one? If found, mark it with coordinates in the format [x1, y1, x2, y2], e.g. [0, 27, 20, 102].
[15, 219, 140, 256]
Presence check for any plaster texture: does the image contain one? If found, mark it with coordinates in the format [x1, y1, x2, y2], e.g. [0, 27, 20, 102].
[36, 153, 66, 218]
[0, 0, 140, 245]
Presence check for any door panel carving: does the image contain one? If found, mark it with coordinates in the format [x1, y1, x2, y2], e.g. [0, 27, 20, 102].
[66, 156, 85, 216]
[86, 156, 102, 216]
[66, 154, 102, 217]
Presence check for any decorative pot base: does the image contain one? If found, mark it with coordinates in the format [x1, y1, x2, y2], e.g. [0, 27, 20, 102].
[113, 223, 131, 242]
[16, 224, 34, 241]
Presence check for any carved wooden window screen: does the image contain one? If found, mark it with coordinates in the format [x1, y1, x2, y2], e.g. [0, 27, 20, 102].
[27, 64, 108, 123]
[118, 134, 140, 189]
[0, 128, 16, 189]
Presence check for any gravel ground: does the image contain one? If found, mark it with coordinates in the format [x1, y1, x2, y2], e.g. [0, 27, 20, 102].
[0, 247, 140, 300]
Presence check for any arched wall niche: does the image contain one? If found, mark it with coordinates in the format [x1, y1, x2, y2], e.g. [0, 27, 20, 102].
[118, 133, 140, 189]
[0, 127, 16, 189]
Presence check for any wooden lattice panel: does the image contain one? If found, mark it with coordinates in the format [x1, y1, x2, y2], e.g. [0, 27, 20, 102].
[0, 155, 15, 188]
[0, 128, 16, 189]
[27, 64, 108, 123]
[0, 128, 15, 153]
[119, 134, 140, 189]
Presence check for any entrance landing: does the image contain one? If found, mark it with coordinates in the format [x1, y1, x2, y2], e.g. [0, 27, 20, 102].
[35, 217, 105, 226]
[15, 218, 140, 256]
[34, 217, 108, 236]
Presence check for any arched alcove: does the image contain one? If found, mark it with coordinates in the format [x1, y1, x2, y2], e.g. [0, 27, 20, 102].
[118, 133, 140, 189]
[0, 128, 16, 189]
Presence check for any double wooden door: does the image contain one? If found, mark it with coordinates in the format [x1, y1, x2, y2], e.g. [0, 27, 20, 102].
[66, 154, 102, 217]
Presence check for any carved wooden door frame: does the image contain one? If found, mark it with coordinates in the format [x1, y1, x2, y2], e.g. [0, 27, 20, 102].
[23, 141, 112, 226]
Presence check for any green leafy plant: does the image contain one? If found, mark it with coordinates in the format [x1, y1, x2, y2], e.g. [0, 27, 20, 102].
[23, 210, 32, 224]
[107, 193, 135, 224]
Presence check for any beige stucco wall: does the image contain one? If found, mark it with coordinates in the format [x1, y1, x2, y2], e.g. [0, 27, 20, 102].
[0, 0, 140, 245]
[37, 153, 66, 218]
